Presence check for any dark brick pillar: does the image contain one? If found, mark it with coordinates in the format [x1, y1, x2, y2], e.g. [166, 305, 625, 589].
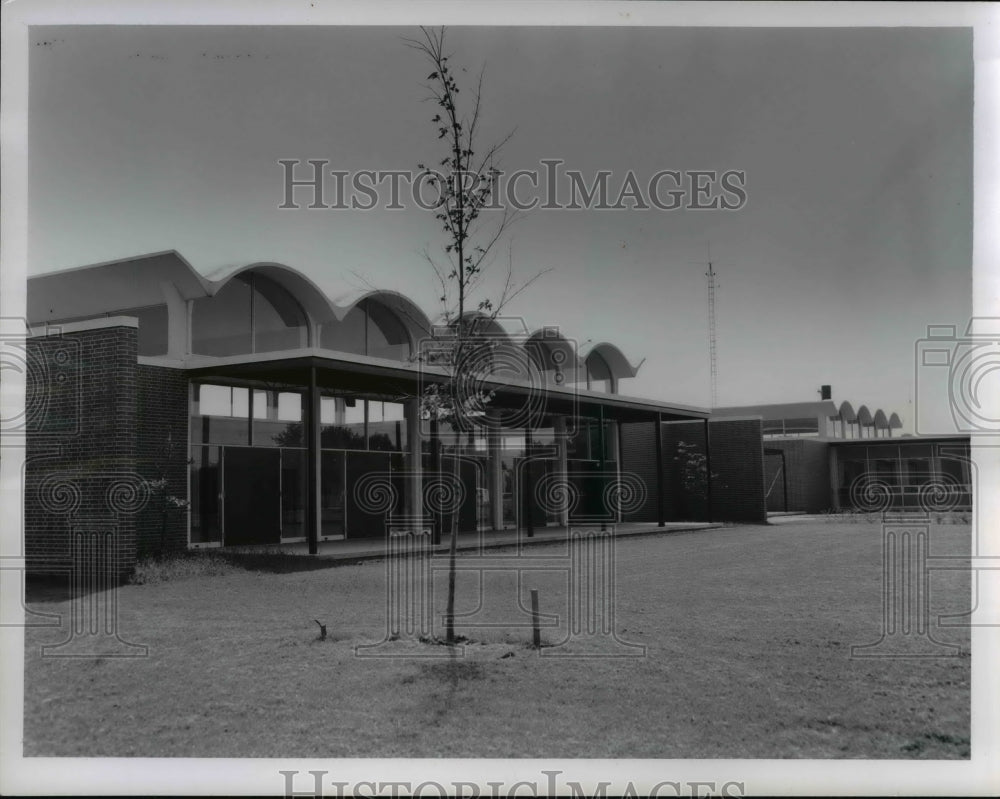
[136, 364, 190, 557]
[706, 418, 767, 523]
[25, 323, 140, 578]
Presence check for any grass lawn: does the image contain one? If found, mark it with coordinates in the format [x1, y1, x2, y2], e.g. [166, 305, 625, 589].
[23, 520, 971, 758]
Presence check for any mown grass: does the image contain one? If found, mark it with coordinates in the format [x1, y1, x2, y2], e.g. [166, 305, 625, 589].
[24, 520, 971, 758]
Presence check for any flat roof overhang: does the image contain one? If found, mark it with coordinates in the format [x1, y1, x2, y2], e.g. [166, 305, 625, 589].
[183, 350, 709, 424]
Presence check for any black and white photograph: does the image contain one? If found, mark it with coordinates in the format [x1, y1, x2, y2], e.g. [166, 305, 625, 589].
[1, 1, 997, 796]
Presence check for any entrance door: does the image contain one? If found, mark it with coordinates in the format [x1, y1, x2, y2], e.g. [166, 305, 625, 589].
[223, 447, 281, 545]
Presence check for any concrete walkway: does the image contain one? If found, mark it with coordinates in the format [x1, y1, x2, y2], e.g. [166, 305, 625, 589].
[226, 521, 722, 563]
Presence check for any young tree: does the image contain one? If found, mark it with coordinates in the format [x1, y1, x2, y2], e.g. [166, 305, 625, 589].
[403, 26, 548, 643]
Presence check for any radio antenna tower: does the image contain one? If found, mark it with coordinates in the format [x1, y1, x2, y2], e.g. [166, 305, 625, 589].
[706, 261, 719, 408]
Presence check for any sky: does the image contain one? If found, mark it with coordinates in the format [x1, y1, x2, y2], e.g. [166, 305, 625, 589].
[26, 23, 973, 428]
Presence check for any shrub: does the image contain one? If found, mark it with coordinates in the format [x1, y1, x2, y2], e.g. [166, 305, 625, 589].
[130, 551, 243, 585]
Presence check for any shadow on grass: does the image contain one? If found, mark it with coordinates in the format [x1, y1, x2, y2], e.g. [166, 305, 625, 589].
[213, 551, 346, 574]
[24, 548, 375, 602]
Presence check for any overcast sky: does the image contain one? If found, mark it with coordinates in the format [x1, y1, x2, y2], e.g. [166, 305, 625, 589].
[27, 24, 973, 427]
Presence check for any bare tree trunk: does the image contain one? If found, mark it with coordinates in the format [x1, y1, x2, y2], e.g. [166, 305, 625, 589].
[445, 455, 459, 643]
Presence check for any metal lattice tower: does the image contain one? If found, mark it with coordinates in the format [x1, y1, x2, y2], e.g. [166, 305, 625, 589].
[706, 262, 718, 408]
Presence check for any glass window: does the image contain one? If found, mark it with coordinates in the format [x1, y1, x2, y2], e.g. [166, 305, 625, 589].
[904, 458, 932, 486]
[368, 401, 407, 452]
[253, 390, 304, 447]
[277, 392, 302, 422]
[190, 445, 221, 544]
[280, 449, 307, 539]
[197, 384, 232, 417]
[252, 274, 308, 352]
[501, 429, 526, 457]
[784, 417, 819, 435]
[319, 299, 410, 360]
[873, 458, 900, 486]
[527, 426, 556, 455]
[191, 278, 252, 356]
[364, 300, 411, 360]
[939, 456, 970, 486]
[566, 422, 592, 460]
[190, 384, 249, 445]
[320, 396, 366, 450]
[191, 273, 307, 356]
[867, 444, 901, 461]
[321, 450, 346, 537]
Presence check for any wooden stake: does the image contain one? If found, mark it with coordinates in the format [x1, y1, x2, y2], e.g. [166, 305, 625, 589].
[530, 589, 541, 649]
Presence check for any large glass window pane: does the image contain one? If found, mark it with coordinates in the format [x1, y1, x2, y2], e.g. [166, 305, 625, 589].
[320, 396, 366, 449]
[904, 458, 932, 486]
[253, 390, 304, 447]
[197, 384, 232, 417]
[190, 445, 221, 544]
[319, 300, 410, 360]
[280, 449, 307, 539]
[873, 458, 900, 486]
[368, 401, 407, 452]
[192, 273, 308, 355]
[566, 422, 591, 460]
[528, 427, 556, 455]
[321, 309, 367, 355]
[278, 392, 302, 421]
[190, 384, 249, 445]
[867, 444, 901, 461]
[252, 274, 308, 352]
[191, 277, 252, 355]
[321, 450, 346, 537]
[940, 456, 970, 485]
[784, 417, 819, 435]
[501, 429, 526, 457]
[364, 300, 411, 360]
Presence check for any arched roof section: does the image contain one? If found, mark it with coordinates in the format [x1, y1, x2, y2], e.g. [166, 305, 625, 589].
[524, 328, 581, 375]
[837, 401, 856, 422]
[27, 250, 212, 323]
[579, 341, 641, 380]
[873, 409, 889, 430]
[460, 311, 516, 343]
[208, 262, 338, 329]
[333, 289, 432, 345]
[856, 405, 874, 426]
[888, 412, 903, 430]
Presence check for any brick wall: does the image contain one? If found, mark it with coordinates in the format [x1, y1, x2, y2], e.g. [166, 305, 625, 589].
[620, 417, 766, 524]
[619, 421, 657, 522]
[707, 418, 767, 523]
[25, 324, 140, 578]
[136, 365, 190, 556]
